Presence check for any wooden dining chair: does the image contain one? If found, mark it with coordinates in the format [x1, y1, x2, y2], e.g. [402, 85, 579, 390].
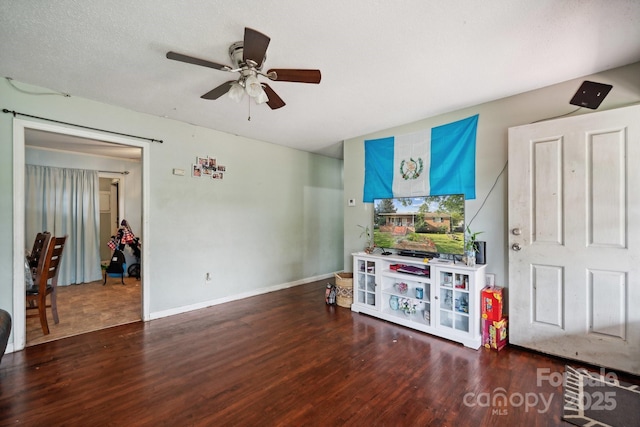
[26, 232, 51, 274]
[26, 235, 67, 335]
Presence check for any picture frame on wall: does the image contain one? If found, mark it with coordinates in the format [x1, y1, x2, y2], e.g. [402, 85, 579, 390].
[192, 155, 227, 179]
[196, 156, 208, 167]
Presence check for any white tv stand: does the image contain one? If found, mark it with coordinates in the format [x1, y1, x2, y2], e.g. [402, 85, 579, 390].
[351, 252, 486, 349]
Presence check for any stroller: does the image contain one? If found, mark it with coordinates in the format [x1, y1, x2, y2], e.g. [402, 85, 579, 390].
[104, 220, 141, 284]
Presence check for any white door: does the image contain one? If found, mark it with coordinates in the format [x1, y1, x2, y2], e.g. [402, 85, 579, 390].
[508, 104, 640, 375]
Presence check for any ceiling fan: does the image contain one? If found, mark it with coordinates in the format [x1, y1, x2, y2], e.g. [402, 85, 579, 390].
[166, 27, 321, 110]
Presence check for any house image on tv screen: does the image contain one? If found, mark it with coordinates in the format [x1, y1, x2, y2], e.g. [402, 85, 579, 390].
[378, 211, 452, 231]
[373, 195, 465, 256]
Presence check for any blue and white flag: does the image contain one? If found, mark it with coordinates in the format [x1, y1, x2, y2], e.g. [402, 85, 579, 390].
[363, 114, 478, 202]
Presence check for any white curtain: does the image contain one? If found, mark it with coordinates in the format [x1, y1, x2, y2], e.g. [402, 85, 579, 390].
[25, 165, 102, 286]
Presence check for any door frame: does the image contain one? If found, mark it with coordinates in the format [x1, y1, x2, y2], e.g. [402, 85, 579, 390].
[99, 174, 126, 262]
[12, 118, 150, 351]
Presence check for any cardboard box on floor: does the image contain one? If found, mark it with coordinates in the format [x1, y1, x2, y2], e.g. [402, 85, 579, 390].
[482, 317, 508, 351]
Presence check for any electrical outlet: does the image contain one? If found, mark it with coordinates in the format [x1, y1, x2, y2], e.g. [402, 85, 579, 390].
[205, 272, 212, 282]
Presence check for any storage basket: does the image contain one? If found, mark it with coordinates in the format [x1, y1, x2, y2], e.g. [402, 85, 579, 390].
[335, 272, 354, 308]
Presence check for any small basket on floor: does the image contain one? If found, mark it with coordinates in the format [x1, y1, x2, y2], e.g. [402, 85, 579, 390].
[334, 272, 353, 308]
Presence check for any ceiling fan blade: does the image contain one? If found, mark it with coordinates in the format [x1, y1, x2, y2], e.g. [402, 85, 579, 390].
[166, 51, 231, 71]
[201, 81, 235, 100]
[262, 84, 286, 110]
[267, 69, 321, 84]
[243, 27, 270, 68]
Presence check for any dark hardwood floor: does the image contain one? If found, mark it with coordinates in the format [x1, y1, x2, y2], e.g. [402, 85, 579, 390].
[1, 280, 637, 426]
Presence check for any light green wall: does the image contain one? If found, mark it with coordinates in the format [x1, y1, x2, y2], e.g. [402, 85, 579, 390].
[0, 79, 344, 323]
[343, 62, 640, 290]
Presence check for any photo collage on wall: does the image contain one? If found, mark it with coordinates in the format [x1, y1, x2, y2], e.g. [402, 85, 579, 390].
[192, 156, 226, 180]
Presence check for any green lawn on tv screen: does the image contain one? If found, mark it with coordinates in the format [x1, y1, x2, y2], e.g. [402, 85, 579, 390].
[374, 230, 464, 255]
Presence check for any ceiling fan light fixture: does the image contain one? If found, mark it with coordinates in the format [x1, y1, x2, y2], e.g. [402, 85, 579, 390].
[244, 74, 269, 104]
[244, 75, 262, 97]
[228, 82, 245, 102]
[254, 88, 269, 104]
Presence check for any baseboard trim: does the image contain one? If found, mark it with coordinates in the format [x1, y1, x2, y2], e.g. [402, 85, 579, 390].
[5, 342, 15, 354]
[149, 272, 335, 321]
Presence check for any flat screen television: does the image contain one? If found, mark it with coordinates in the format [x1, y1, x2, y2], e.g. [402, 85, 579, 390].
[373, 194, 465, 258]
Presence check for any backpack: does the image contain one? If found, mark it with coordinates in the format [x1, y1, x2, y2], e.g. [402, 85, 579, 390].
[106, 249, 126, 274]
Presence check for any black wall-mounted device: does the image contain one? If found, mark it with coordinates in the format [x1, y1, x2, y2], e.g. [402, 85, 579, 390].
[569, 80, 612, 109]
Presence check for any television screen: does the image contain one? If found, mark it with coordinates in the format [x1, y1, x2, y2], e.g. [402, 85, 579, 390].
[373, 194, 465, 257]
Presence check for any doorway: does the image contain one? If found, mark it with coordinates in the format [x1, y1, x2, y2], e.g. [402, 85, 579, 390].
[99, 176, 122, 263]
[508, 104, 640, 375]
[12, 118, 150, 351]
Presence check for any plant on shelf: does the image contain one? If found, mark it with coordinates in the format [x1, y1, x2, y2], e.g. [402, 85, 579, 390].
[358, 224, 374, 253]
[399, 298, 417, 315]
[464, 226, 483, 266]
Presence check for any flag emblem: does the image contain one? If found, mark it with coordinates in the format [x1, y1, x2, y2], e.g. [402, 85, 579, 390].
[400, 157, 423, 180]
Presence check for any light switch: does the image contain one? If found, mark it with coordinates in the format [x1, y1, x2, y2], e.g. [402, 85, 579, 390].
[173, 168, 185, 176]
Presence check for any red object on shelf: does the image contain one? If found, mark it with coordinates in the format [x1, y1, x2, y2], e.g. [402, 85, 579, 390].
[481, 286, 504, 321]
[396, 265, 429, 276]
[390, 264, 406, 271]
[482, 317, 508, 351]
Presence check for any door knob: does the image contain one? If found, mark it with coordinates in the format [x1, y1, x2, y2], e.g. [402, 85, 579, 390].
[511, 243, 522, 251]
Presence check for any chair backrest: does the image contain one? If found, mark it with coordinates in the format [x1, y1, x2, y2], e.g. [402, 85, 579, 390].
[48, 236, 67, 288]
[31, 233, 52, 286]
[34, 236, 67, 292]
[28, 232, 51, 269]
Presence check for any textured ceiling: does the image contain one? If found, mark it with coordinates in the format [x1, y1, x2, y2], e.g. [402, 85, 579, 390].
[2, 1, 640, 159]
